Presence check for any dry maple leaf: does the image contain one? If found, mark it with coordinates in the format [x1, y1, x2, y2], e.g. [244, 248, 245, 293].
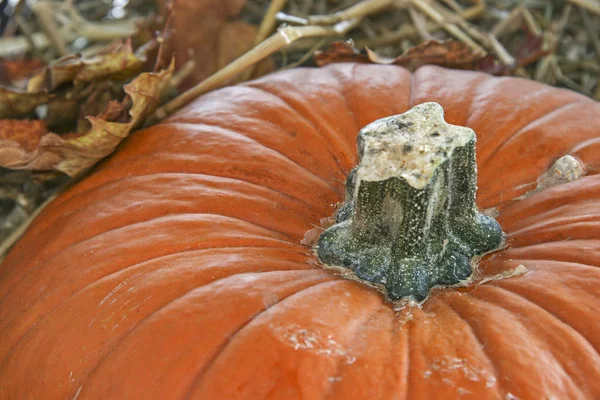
[315, 40, 486, 71]
[160, 0, 273, 90]
[27, 40, 155, 93]
[0, 59, 45, 88]
[0, 62, 174, 177]
[0, 88, 51, 119]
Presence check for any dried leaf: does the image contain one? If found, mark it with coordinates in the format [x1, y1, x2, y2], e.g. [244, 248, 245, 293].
[27, 40, 153, 93]
[160, 0, 273, 89]
[315, 40, 486, 71]
[0, 59, 45, 88]
[0, 88, 51, 119]
[0, 62, 174, 177]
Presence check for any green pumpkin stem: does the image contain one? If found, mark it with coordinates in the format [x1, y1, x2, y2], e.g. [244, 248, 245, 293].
[317, 103, 504, 302]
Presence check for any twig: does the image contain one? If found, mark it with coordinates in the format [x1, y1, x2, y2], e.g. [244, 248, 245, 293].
[567, 0, 600, 16]
[409, 0, 485, 54]
[408, 6, 433, 41]
[579, 7, 600, 62]
[242, 0, 288, 81]
[487, 34, 516, 67]
[147, 20, 361, 125]
[280, 0, 395, 25]
[280, 38, 329, 70]
[0, 3, 137, 57]
[32, 1, 68, 56]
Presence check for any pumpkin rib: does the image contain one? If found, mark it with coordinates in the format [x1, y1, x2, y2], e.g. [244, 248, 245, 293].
[186, 279, 384, 399]
[500, 240, 600, 267]
[446, 293, 565, 399]
[492, 284, 600, 358]
[509, 221, 600, 247]
[441, 298, 503, 399]
[49, 172, 324, 223]
[322, 304, 388, 398]
[0, 248, 317, 374]
[480, 100, 589, 169]
[1, 247, 316, 360]
[74, 271, 336, 400]
[242, 82, 354, 174]
[168, 121, 343, 193]
[327, 64, 365, 131]
[470, 82, 555, 164]
[18, 172, 322, 258]
[0, 214, 298, 322]
[400, 321, 411, 400]
[146, 278, 339, 400]
[166, 121, 341, 196]
[509, 214, 600, 238]
[324, 307, 397, 400]
[469, 286, 597, 399]
[457, 71, 494, 127]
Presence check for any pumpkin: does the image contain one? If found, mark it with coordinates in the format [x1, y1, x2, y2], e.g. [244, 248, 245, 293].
[1, 64, 600, 400]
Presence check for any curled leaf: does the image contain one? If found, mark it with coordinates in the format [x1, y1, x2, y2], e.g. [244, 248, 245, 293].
[0, 88, 51, 119]
[315, 40, 486, 71]
[27, 40, 154, 93]
[160, 0, 273, 89]
[0, 59, 45, 88]
[0, 62, 174, 177]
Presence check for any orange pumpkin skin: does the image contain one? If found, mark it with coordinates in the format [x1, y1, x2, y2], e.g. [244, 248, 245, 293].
[1, 64, 600, 400]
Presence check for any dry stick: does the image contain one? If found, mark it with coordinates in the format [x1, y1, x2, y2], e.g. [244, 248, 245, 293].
[491, 5, 524, 38]
[535, 4, 572, 83]
[579, 7, 600, 61]
[408, 6, 434, 41]
[303, 0, 395, 25]
[354, 4, 481, 48]
[0, 15, 136, 57]
[242, 0, 288, 81]
[280, 38, 329, 70]
[409, 0, 485, 54]
[32, 1, 69, 56]
[522, 7, 542, 36]
[567, 0, 600, 16]
[147, 20, 360, 125]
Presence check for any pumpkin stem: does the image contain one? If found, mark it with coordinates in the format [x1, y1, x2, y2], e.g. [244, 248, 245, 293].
[317, 102, 504, 302]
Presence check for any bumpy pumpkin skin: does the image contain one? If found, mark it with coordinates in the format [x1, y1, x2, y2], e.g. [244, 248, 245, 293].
[1, 64, 600, 400]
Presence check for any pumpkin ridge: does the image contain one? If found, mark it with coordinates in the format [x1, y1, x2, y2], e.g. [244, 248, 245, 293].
[480, 100, 588, 170]
[469, 80, 554, 162]
[4, 248, 316, 357]
[242, 82, 354, 174]
[0, 253, 321, 382]
[491, 285, 600, 359]
[49, 172, 324, 225]
[167, 121, 343, 193]
[0, 215, 300, 330]
[443, 295, 513, 398]
[154, 278, 340, 400]
[427, 298, 503, 400]
[323, 306, 390, 399]
[20, 173, 322, 257]
[327, 65, 362, 131]
[65, 271, 336, 400]
[468, 287, 596, 399]
[510, 221, 600, 247]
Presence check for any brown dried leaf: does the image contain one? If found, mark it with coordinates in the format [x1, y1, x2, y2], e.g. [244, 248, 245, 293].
[27, 40, 153, 93]
[315, 40, 486, 71]
[0, 88, 51, 119]
[0, 62, 174, 177]
[160, 0, 273, 90]
[0, 59, 45, 88]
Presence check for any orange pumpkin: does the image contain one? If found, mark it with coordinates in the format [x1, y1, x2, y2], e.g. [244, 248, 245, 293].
[1, 64, 600, 399]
